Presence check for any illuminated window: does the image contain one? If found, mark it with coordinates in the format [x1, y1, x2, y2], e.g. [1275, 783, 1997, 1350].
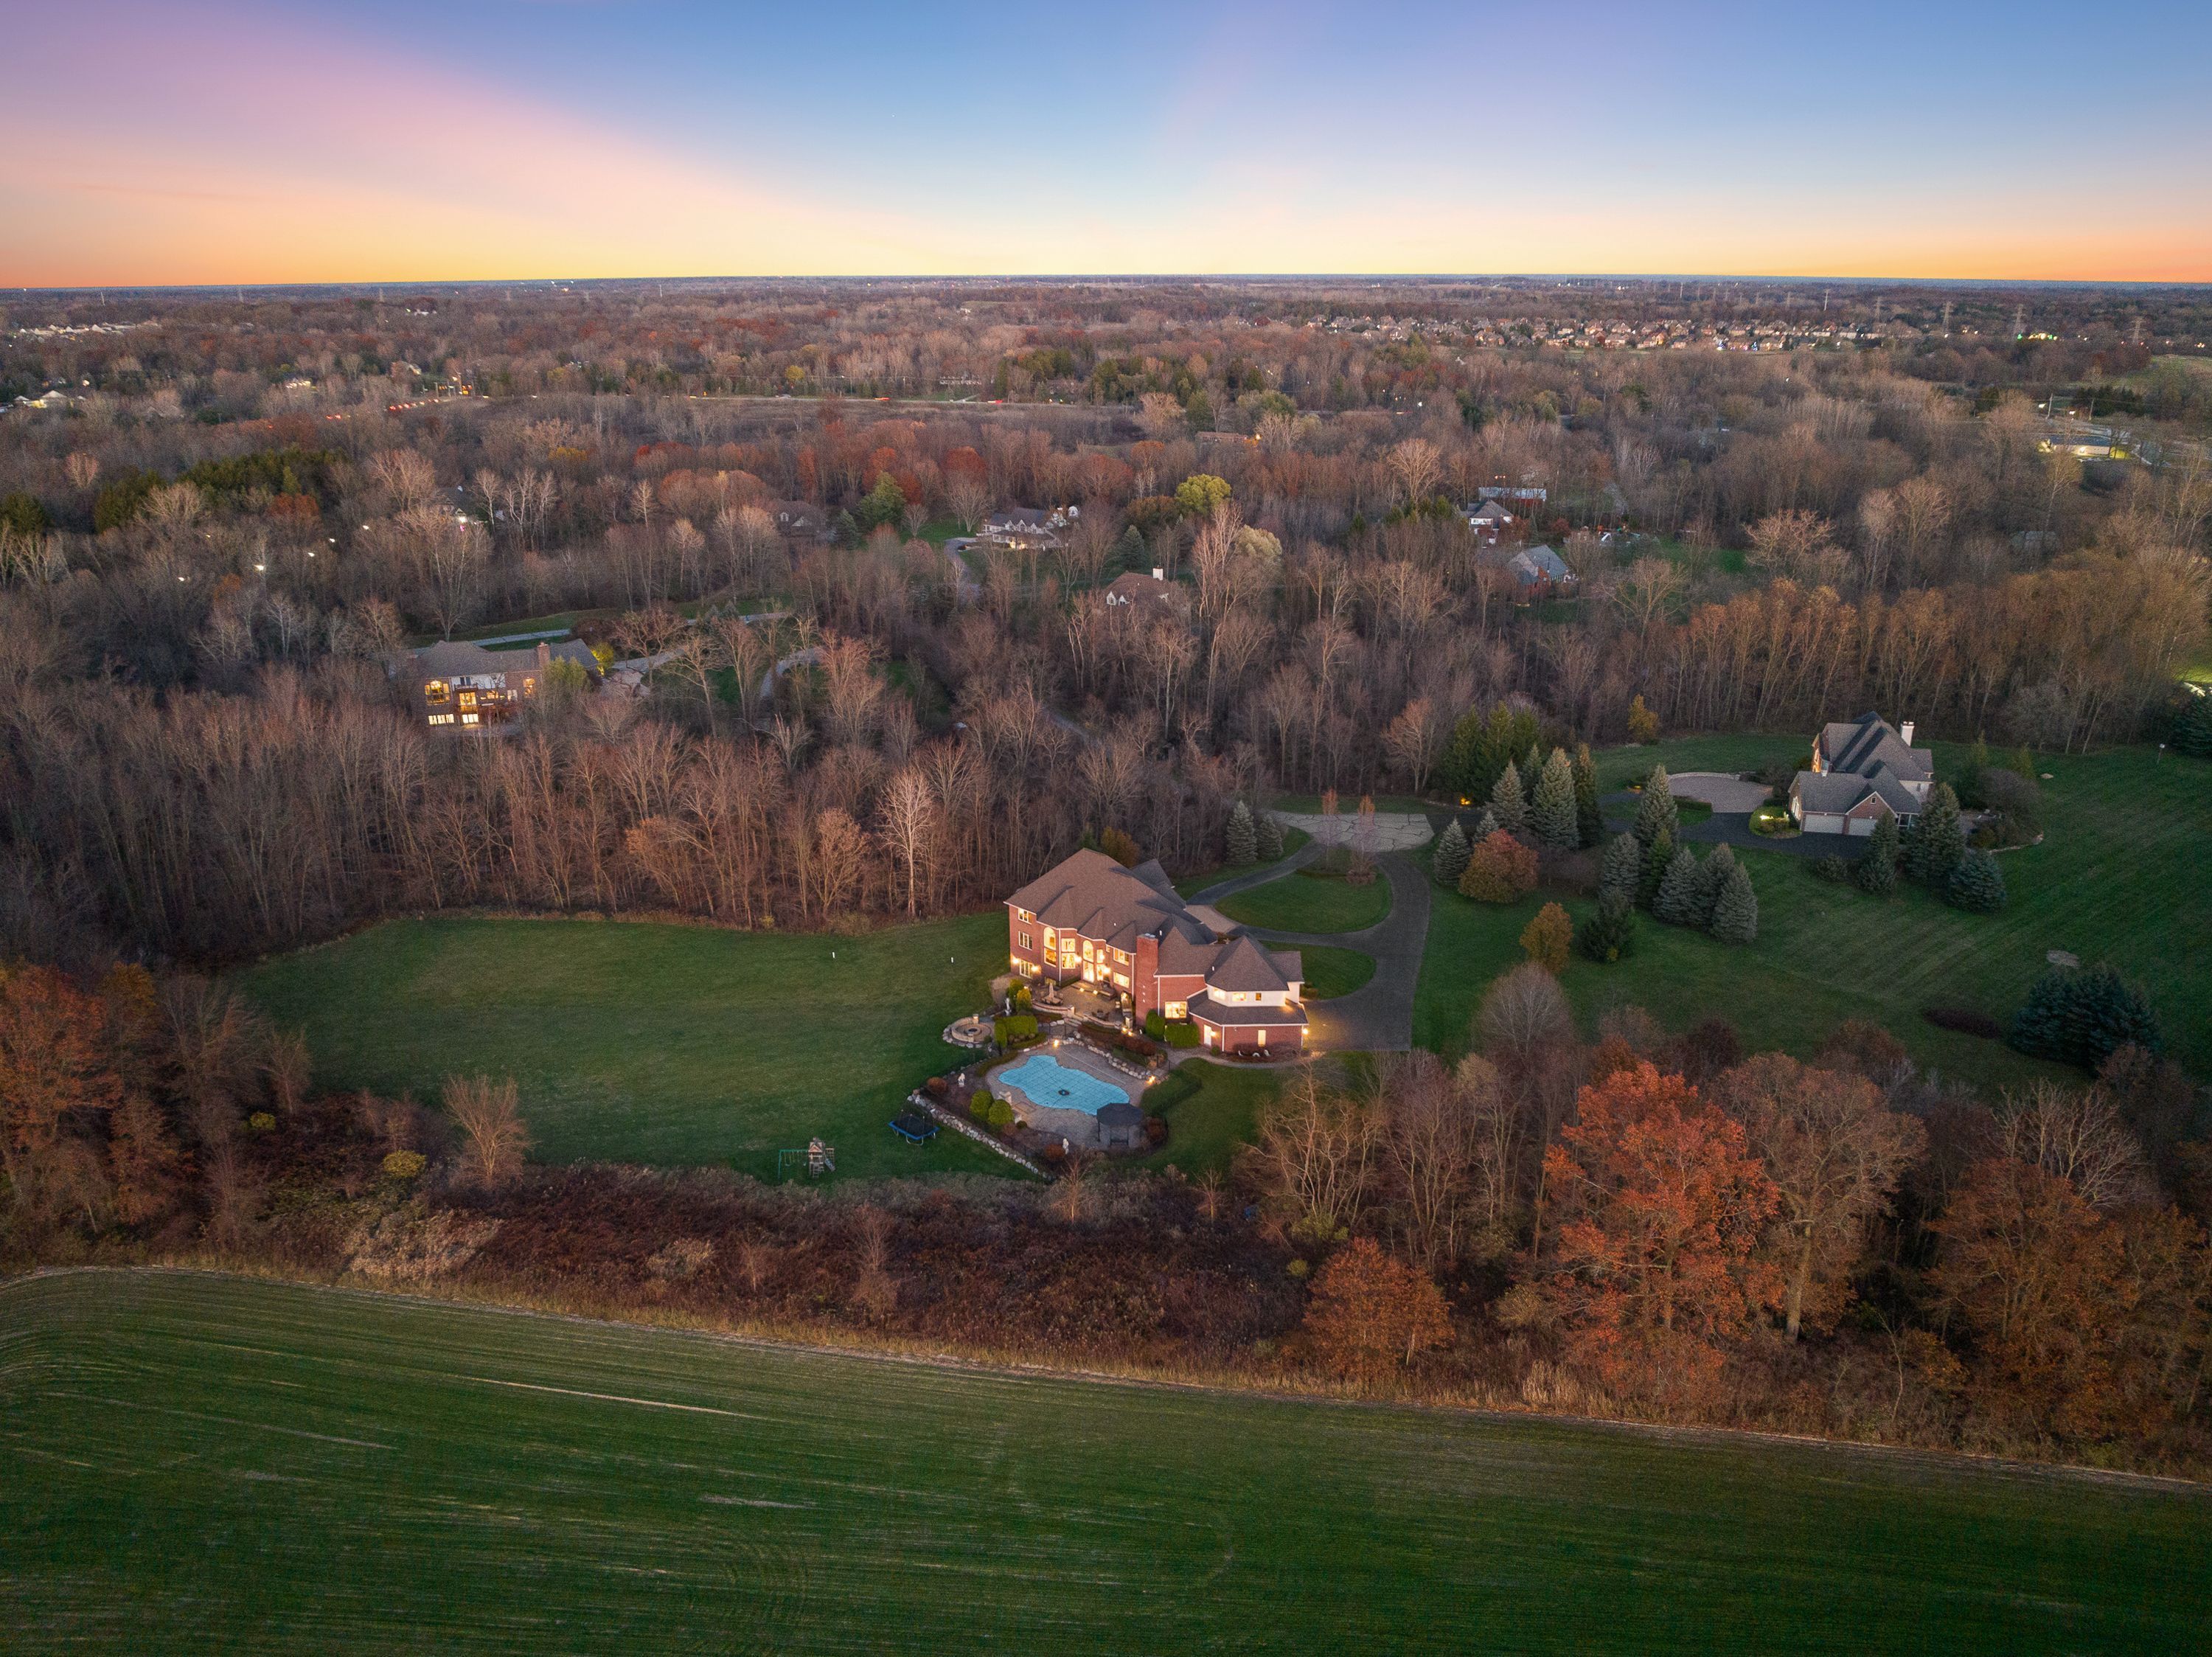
[461, 712, 479, 726]
[424, 679, 450, 705]
[426, 713, 456, 726]
[522, 677, 537, 695]
[458, 691, 478, 709]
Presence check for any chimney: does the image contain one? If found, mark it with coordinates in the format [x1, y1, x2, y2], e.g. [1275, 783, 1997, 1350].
[1152, 566, 1164, 582]
[1899, 719, 1916, 746]
[535, 641, 552, 669]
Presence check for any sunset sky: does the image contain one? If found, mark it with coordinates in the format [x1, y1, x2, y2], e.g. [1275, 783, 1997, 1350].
[7, 0, 2211, 287]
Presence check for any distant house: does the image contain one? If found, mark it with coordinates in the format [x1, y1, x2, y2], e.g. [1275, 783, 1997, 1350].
[401, 638, 597, 730]
[1006, 850, 1308, 1055]
[1478, 484, 1549, 508]
[1464, 499, 1515, 544]
[1789, 712, 1935, 835]
[1101, 568, 1188, 618]
[1506, 545, 1576, 597]
[979, 506, 1074, 551]
[770, 500, 827, 538]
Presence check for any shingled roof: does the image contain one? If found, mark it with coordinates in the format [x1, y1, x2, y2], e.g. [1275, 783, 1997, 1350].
[1007, 850, 1209, 951]
[1815, 712, 1933, 785]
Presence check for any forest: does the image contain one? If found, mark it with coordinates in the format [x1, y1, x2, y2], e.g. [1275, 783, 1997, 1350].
[1, 279, 2208, 1478]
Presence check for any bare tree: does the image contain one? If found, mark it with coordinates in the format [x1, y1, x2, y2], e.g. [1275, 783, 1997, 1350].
[444, 1073, 531, 1187]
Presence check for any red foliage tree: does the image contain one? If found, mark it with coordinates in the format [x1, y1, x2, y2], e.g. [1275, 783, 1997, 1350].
[1301, 1237, 1453, 1386]
[1459, 830, 1539, 903]
[1540, 1063, 1780, 1401]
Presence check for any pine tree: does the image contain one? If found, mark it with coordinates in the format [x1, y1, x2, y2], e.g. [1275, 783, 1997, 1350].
[1903, 784, 1965, 887]
[1439, 706, 1487, 802]
[1255, 811, 1284, 861]
[1853, 815, 1899, 896]
[1489, 760, 1528, 835]
[1523, 743, 1545, 786]
[1653, 847, 1702, 925]
[1468, 805, 1500, 843]
[1691, 844, 1737, 929]
[2008, 965, 2163, 1071]
[1600, 831, 1642, 900]
[1572, 743, 1604, 848]
[1944, 848, 2007, 913]
[1708, 859, 1759, 944]
[1431, 819, 1471, 889]
[1576, 888, 1638, 963]
[2172, 695, 2212, 759]
[1225, 800, 1257, 866]
[1957, 738, 1991, 807]
[1638, 824, 1674, 908]
[1632, 766, 1677, 852]
[1531, 748, 1579, 852]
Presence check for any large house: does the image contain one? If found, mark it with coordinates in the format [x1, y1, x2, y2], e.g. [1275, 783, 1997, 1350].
[1101, 568, 1189, 619]
[1006, 850, 1308, 1055]
[979, 506, 1074, 551]
[1789, 712, 1935, 834]
[1506, 545, 1576, 597]
[402, 638, 598, 729]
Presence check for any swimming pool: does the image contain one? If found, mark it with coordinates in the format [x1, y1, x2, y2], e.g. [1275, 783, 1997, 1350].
[993, 1053, 1131, 1117]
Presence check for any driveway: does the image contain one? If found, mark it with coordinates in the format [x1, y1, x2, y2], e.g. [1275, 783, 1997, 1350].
[1666, 772, 1773, 813]
[1267, 810, 1436, 852]
[1600, 791, 1860, 861]
[1190, 844, 1430, 1052]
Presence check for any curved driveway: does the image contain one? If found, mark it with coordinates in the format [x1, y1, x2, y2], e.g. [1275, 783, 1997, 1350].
[1189, 843, 1431, 1052]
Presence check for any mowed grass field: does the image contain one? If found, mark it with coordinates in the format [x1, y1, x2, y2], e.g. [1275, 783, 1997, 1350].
[1419, 743, 2212, 1080]
[1217, 869, 1393, 933]
[4, 1272, 2205, 1656]
[238, 913, 1014, 1180]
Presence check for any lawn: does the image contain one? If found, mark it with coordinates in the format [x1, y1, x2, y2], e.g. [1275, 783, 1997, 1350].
[1419, 743, 2212, 1083]
[1297, 944, 1377, 999]
[1270, 792, 1436, 813]
[1175, 827, 1312, 898]
[6, 1271, 2205, 1656]
[1218, 869, 1393, 934]
[1130, 1058, 1287, 1178]
[237, 914, 1016, 1181]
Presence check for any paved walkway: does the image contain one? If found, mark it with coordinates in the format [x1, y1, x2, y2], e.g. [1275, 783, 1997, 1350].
[1189, 843, 1431, 1052]
[1267, 810, 1436, 851]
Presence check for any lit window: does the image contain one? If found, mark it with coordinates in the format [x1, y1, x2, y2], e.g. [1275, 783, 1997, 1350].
[424, 679, 450, 705]
[426, 713, 455, 726]
[458, 691, 478, 709]
[461, 713, 479, 726]
[522, 678, 537, 695]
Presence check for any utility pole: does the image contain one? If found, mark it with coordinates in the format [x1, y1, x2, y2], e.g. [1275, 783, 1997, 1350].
[1940, 299, 1952, 336]
[2012, 303, 2026, 339]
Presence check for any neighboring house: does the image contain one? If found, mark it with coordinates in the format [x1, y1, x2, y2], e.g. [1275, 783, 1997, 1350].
[1006, 850, 1309, 1055]
[770, 500, 826, 538]
[1478, 484, 1549, 508]
[1101, 568, 1189, 617]
[1464, 499, 1515, 544]
[1789, 712, 1935, 835]
[1506, 544, 1576, 597]
[401, 638, 597, 730]
[979, 506, 1074, 550]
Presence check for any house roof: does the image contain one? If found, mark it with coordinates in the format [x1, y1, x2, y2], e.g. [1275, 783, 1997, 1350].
[1816, 712, 1933, 784]
[1792, 769, 1920, 816]
[1206, 934, 1295, 994]
[1184, 993, 1307, 1029]
[1508, 546, 1574, 585]
[1008, 850, 1208, 952]
[409, 639, 596, 680]
[1102, 571, 1186, 609]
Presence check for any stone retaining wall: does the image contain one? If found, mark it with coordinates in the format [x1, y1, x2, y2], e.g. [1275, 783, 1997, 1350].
[908, 1093, 1049, 1178]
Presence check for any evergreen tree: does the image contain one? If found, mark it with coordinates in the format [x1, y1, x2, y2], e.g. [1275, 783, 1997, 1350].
[1571, 743, 1604, 848]
[1903, 784, 1966, 887]
[1439, 706, 1488, 801]
[1653, 847, 1702, 925]
[1431, 819, 1471, 889]
[1956, 738, 1991, 807]
[1489, 760, 1528, 835]
[1944, 848, 2007, 913]
[1225, 801, 1257, 866]
[2009, 965, 2163, 1071]
[1708, 859, 1759, 944]
[1599, 831, 1642, 901]
[1530, 748, 1579, 852]
[1255, 812, 1284, 861]
[1467, 805, 1499, 843]
[1632, 766, 1677, 852]
[1638, 824, 1675, 908]
[1691, 844, 1737, 929]
[1852, 815, 1899, 896]
[1576, 889, 1638, 963]
[1523, 742, 1545, 786]
[2173, 695, 2212, 759]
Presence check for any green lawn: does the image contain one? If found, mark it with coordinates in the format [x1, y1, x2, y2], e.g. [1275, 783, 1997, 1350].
[6, 1271, 2205, 1655]
[1218, 870, 1392, 934]
[237, 914, 1016, 1180]
[1130, 1059, 1286, 1178]
[1296, 944, 1377, 999]
[1270, 792, 1435, 813]
[1420, 743, 2212, 1082]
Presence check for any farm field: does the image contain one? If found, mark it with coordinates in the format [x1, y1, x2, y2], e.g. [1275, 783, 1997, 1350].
[4, 1271, 2205, 1656]
[1217, 868, 1393, 934]
[1419, 743, 2211, 1081]
[238, 913, 1013, 1180]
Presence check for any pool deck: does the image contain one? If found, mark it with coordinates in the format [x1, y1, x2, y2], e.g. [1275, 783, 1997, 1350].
[987, 1043, 1149, 1149]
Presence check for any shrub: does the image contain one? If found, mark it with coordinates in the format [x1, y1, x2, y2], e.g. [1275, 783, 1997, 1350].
[246, 1111, 276, 1134]
[1944, 848, 2007, 913]
[1430, 819, 1471, 889]
[1142, 1114, 1169, 1146]
[1161, 1021, 1201, 1049]
[994, 1013, 1038, 1046]
[1922, 1006, 2003, 1040]
[1627, 693, 1660, 744]
[2008, 965, 2163, 1071]
[2171, 692, 2212, 759]
[1306, 844, 1355, 878]
[985, 1098, 1016, 1131]
[1576, 889, 1637, 963]
[1458, 830, 1538, 903]
[969, 1092, 995, 1122]
[1143, 1010, 1166, 1040]
[380, 1150, 426, 1184]
[1520, 902, 1573, 973]
[1811, 854, 1851, 884]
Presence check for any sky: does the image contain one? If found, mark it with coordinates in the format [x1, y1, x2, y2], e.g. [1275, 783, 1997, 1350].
[4, 0, 2211, 286]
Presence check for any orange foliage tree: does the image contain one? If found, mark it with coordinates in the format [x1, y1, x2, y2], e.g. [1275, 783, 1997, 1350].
[1301, 1237, 1453, 1386]
[1540, 1063, 1780, 1402]
[1519, 902, 1573, 973]
[1459, 830, 1539, 903]
[0, 964, 126, 1226]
